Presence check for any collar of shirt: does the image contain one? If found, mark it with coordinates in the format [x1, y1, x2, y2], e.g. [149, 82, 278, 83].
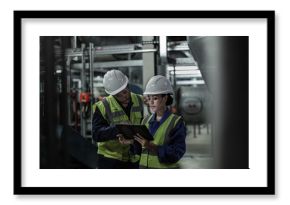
[148, 108, 171, 136]
[113, 95, 132, 107]
[113, 95, 132, 118]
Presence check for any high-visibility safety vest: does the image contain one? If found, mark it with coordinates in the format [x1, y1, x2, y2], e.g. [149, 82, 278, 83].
[139, 113, 182, 169]
[93, 93, 143, 162]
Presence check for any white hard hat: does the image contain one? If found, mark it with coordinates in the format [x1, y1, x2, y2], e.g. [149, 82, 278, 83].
[103, 70, 129, 95]
[143, 75, 174, 95]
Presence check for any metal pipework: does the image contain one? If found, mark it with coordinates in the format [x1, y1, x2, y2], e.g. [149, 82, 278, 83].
[71, 60, 144, 70]
[65, 44, 157, 57]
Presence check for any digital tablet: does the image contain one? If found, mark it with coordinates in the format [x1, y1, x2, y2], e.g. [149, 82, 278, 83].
[116, 124, 153, 141]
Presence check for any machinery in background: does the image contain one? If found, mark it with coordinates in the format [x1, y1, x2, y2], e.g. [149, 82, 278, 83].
[162, 37, 213, 140]
[176, 85, 212, 138]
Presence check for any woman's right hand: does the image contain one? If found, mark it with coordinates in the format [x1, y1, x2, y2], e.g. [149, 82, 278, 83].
[134, 133, 157, 153]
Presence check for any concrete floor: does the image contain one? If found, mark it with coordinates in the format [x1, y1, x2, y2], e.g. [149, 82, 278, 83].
[179, 124, 215, 169]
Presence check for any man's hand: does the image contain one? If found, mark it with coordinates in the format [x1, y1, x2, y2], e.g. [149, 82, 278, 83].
[117, 134, 133, 145]
[143, 96, 149, 106]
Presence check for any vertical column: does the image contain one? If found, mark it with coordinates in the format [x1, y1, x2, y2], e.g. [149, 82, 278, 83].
[158, 36, 167, 76]
[89, 43, 94, 125]
[42, 37, 58, 168]
[142, 37, 156, 116]
[59, 37, 70, 168]
[142, 36, 155, 89]
[80, 43, 87, 137]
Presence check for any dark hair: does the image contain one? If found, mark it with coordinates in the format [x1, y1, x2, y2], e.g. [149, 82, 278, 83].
[161, 94, 173, 106]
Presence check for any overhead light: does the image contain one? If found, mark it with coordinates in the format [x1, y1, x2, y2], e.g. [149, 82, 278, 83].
[169, 69, 201, 76]
[176, 80, 205, 85]
[167, 65, 199, 71]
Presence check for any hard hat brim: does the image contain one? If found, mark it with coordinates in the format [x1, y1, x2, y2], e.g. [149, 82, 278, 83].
[143, 90, 174, 95]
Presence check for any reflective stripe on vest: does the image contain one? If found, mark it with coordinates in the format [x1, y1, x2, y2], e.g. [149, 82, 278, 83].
[139, 114, 181, 168]
[102, 94, 143, 125]
[142, 115, 152, 125]
[94, 93, 143, 162]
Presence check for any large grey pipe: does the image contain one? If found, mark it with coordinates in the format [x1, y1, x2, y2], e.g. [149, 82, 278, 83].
[187, 36, 249, 168]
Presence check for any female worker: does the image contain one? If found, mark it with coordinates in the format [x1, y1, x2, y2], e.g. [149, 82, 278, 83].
[120, 75, 186, 168]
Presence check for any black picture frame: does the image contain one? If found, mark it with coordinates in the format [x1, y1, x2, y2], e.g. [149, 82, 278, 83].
[14, 10, 275, 195]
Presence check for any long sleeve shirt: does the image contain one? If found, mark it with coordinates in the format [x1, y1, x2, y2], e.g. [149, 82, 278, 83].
[134, 109, 187, 164]
[92, 97, 133, 142]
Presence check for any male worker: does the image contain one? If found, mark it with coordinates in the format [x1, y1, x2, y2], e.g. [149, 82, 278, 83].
[92, 69, 143, 169]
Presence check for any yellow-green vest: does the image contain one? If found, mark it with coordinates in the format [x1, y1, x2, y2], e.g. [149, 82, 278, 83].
[139, 113, 181, 168]
[93, 93, 143, 162]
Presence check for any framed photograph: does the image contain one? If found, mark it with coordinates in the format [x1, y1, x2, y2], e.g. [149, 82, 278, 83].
[14, 10, 275, 195]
